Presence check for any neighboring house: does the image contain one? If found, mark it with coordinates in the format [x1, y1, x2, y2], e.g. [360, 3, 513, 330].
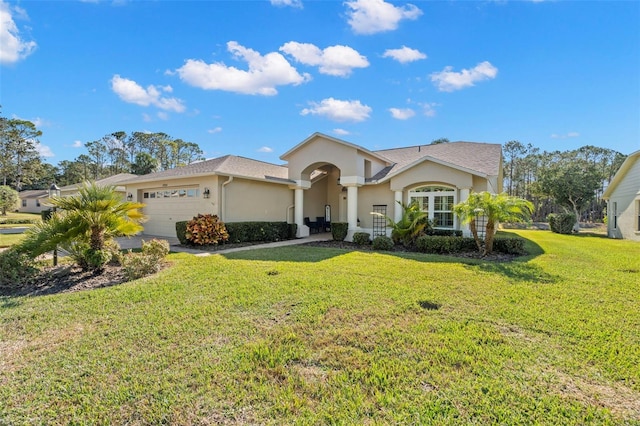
[59, 173, 137, 199]
[603, 150, 640, 241]
[17, 189, 49, 214]
[123, 132, 503, 240]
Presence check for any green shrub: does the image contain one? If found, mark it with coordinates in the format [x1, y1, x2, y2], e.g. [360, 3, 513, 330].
[372, 235, 394, 251]
[416, 236, 477, 254]
[0, 248, 39, 289]
[288, 223, 298, 239]
[121, 239, 170, 281]
[547, 213, 576, 234]
[352, 232, 371, 246]
[85, 249, 112, 271]
[0, 217, 40, 224]
[175, 221, 189, 245]
[40, 209, 53, 222]
[186, 214, 229, 246]
[493, 237, 526, 255]
[331, 222, 349, 241]
[426, 229, 463, 237]
[225, 222, 291, 243]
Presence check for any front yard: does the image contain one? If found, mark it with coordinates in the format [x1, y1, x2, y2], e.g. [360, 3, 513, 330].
[1, 230, 638, 424]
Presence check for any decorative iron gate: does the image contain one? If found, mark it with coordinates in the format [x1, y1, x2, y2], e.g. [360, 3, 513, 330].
[372, 205, 387, 237]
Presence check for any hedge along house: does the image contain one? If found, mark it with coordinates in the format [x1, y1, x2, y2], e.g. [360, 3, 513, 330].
[603, 150, 640, 241]
[123, 133, 503, 240]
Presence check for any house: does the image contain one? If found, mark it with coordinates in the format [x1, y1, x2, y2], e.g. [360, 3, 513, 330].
[16, 189, 50, 213]
[17, 173, 138, 214]
[123, 133, 503, 240]
[603, 150, 640, 241]
[59, 173, 137, 199]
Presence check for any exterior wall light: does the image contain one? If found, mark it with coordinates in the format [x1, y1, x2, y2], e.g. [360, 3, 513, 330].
[203, 187, 210, 199]
[127, 193, 133, 201]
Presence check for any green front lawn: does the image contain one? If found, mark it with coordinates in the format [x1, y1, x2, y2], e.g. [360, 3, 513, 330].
[1, 230, 639, 424]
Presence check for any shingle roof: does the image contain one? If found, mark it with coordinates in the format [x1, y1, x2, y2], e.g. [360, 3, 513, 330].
[18, 189, 49, 199]
[371, 142, 502, 181]
[60, 173, 138, 191]
[122, 155, 290, 185]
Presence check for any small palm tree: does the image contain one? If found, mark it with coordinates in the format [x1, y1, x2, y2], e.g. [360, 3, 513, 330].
[19, 183, 146, 271]
[371, 200, 430, 246]
[454, 192, 533, 256]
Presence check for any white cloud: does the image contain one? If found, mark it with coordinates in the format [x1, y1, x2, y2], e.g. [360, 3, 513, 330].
[0, 0, 37, 64]
[333, 128, 351, 136]
[111, 75, 186, 112]
[257, 146, 274, 153]
[157, 111, 169, 120]
[382, 46, 426, 64]
[72, 140, 83, 148]
[421, 102, 437, 117]
[430, 61, 498, 92]
[176, 41, 311, 96]
[389, 107, 415, 120]
[301, 98, 371, 122]
[345, 0, 422, 35]
[551, 132, 580, 139]
[142, 113, 152, 122]
[280, 42, 369, 77]
[35, 142, 54, 158]
[208, 127, 222, 134]
[270, 0, 303, 8]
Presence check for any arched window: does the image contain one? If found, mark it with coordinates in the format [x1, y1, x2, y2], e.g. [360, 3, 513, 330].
[408, 185, 457, 229]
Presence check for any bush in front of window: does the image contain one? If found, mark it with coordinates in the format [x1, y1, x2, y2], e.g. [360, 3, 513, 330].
[372, 235, 394, 251]
[415, 236, 477, 254]
[331, 222, 349, 241]
[186, 214, 229, 246]
[352, 232, 371, 246]
[547, 213, 576, 234]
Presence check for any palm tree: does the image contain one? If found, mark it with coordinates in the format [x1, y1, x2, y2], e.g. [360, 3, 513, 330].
[19, 183, 146, 271]
[454, 192, 533, 256]
[371, 200, 430, 246]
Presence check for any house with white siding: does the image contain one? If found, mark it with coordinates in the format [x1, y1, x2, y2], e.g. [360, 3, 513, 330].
[603, 150, 640, 241]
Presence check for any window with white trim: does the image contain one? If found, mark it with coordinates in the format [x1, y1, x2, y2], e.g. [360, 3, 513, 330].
[408, 185, 457, 229]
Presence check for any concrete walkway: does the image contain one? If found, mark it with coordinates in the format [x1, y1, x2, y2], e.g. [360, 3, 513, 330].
[116, 232, 332, 256]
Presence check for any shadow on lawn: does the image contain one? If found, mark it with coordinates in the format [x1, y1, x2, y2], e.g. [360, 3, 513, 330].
[223, 233, 554, 284]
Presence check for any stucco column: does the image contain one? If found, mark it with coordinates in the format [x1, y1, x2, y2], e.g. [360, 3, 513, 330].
[347, 185, 359, 231]
[459, 188, 471, 237]
[292, 180, 311, 238]
[394, 191, 403, 222]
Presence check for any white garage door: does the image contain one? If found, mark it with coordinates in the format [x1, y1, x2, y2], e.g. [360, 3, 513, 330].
[140, 187, 201, 237]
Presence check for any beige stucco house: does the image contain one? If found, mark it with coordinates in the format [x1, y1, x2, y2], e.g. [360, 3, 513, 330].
[16, 189, 49, 214]
[17, 173, 137, 214]
[603, 150, 640, 241]
[123, 133, 503, 240]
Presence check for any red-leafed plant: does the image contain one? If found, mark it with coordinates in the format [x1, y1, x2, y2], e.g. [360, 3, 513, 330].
[185, 214, 229, 246]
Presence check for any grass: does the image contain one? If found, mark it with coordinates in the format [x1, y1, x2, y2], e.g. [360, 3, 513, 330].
[1, 230, 639, 424]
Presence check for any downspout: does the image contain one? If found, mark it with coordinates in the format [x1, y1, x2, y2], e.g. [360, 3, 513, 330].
[221, 176, 233, 222]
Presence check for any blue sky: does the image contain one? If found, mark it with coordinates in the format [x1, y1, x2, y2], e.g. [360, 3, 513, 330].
[1, 0, 639, 166]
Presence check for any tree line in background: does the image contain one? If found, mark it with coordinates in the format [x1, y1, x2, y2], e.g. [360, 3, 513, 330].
[1, 112, 204, 190]
[500, 140, 626, 222]
[1, 113, 628, 224]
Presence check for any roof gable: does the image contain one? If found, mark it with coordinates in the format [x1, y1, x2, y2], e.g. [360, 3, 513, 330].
[603, 150, 640, 199]
[371, 141, 502, 182]
[280, 132, 391, 165]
